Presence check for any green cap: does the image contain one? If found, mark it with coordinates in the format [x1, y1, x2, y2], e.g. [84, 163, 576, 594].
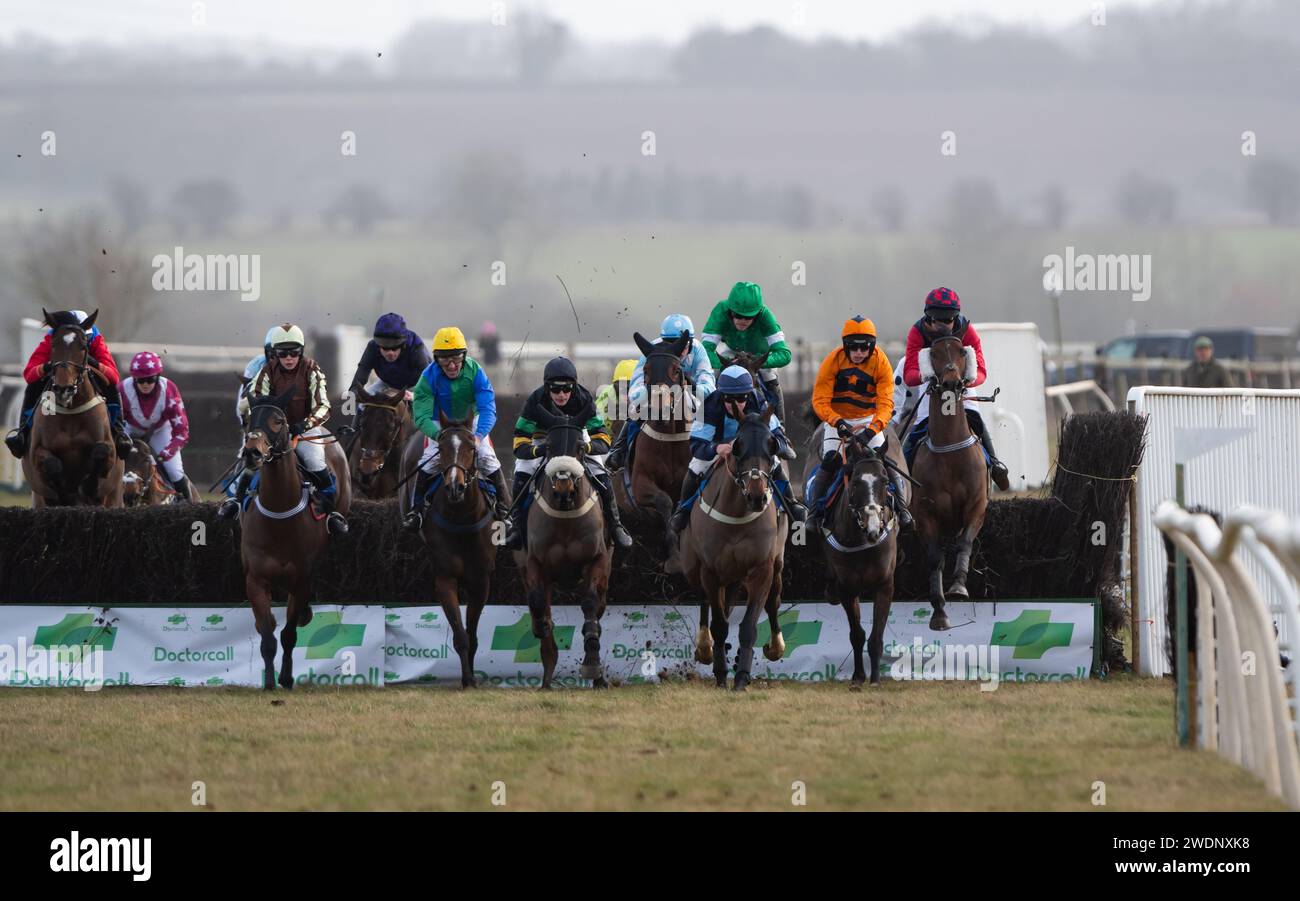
[1194, 336, 1213, 349]
[726, 282, 763, 318]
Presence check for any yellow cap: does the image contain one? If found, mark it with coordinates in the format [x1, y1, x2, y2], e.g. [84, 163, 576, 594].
[612, 358, 637, 383]
[432, 326, 468, 353]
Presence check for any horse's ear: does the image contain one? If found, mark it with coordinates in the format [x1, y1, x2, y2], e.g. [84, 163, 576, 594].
[438, 411, 449, 428]
[534, 407, 557, 430]
[42, 308, 56, 328]
[275, 385, 296, 409]
[633, 331, 655, 357]
[668, 332, 689, 357]
[80, 309, 99, 331]
[753, 402, 772, 422]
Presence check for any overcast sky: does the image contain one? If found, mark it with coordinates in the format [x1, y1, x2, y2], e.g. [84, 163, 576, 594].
[2, 0, 1172, 50]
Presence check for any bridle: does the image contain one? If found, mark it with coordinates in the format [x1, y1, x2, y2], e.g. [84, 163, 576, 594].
[644, 350, 690, 422]
[723, 425, 776, 510]
[539, 423, 589, 508]
[243, 400, 293, 466]
[47, 330, 94, 408]
[925, 335, 968, 398]
[436, 424, 479, 494]
[358, 398, 407, 474]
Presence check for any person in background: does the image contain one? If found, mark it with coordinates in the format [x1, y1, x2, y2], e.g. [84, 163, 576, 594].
[121, 351, 193, 502]
[236, 326, 279, 426]
[1184, 336, 1233, 388]
[479, 320, 501, 366]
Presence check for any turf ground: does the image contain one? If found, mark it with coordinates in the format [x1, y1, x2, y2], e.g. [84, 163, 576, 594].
[0, 677, 1285, 811]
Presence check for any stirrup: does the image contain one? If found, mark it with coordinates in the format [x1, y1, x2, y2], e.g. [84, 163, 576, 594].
[401, 507, 424, 531]
[327, 511, 349, 534]
[216, 497, 241, 520]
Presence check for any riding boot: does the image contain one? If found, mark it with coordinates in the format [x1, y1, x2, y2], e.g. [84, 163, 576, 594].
[4, 418, 31, 459]
[402, 468, 434, 532]
[887, 467, 914, 530]
[502, 471, 531, 549]
[488, 467, 512, 522]
[169, 474, 193, 503]
[307, 468, 348, 533]
[671, 469, 703, 532]
[590, 471, 633, 548]
[969, 414, 1011, 491]
[805, 454, 838, 531]
[216, 468, 253, 520]
[772, 463, 806, 523]
[605, 420, 632, 471]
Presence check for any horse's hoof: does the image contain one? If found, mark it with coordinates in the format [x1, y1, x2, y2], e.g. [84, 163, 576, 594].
[763, 636, 785, 661]
[695, 646, 713, 665]
[849, 680, 864, 691]
[929, 613, 952, 631]
[592, 677, 609, 690]
[579, 663, 604, 681]
[733, 679, 750, 693]
[870, 675, 882, 686]
[298, 606, 313, 627]
[279, 676, 294, 690]
[947, 585, 969, 600]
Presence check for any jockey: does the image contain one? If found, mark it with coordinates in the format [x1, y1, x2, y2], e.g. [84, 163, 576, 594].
[806, 317, 912, 531]
[236, 326, 279, 425]
[502, 356, 633, 550]
[595, 358, 637, 428]
[5, 309, 133, 460]
[901, 287, 1009, 490]
[700, 282, 791, 422]
[670, 365, 805, 532]
[218, 323, 348, 534]
[347, 312, 431, 407]
[401, 326, 511, 532]
[605, 313, 715, 471]
[121, 351, 193, 502]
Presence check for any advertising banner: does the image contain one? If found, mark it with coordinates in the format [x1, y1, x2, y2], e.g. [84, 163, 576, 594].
[0, 601, 1094, 688]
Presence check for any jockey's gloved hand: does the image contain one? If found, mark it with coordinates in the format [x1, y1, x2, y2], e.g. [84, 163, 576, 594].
[525, 441, 547, 459]
[288, 421, 306, 437]
[836, 420, 855, 440]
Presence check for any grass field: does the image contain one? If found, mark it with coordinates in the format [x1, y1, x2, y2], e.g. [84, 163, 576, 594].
[0, 677, 1284, 811]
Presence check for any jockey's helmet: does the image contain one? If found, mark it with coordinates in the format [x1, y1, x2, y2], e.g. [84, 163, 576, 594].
[842, 316, 877, 356]
[130, 351, 163, 378]
[612, 359, 637, 384]
[725, 282, 763, 319]
[543, 356, 577, 386]
[373, 312, 408, 349]
[432, 326, 468, 357]
[924, 287, 961, 320]
[268, 323, 305, 349]
[717, 365, 754, 395]
[660, 313, 694, 341]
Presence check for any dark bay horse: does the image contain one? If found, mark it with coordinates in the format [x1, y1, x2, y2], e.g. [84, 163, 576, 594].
[615, 331, 693, 567]
[349, 386, 414, 499]
[122, 438, 201, 506]
[237, 389, 352, 690]
[401, 415, 496, 688]
[681, 407, 788, 691]
[513, 411, 612, 689]
[804, 427, 906, 685]
[22, 309, 123, 508]
[911, 335, 989, 631]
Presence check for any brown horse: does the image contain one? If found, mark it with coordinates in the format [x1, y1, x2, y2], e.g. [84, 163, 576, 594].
[237, 388, 352, 690]
[349, 386, 414, 499]
[122, 438, 201, 506]
[614, 331, 693, 567]
[513, 411, 612, 689]
[398, 415, 496, 688]
[911, 335, 989, 630]
[804, 427, 906, 685]
[681, 407, 788, 690]
[22, 309, 123, 508]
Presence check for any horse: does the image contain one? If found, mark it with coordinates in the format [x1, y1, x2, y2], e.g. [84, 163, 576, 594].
[398, 415, 496, 688]
[723, 350, 783, 423]
[910, 334, 989, 631]
[236, 388, 352, 690]
[803, 426, 907, 685]
[122, 438, 201, 506]
[21, 309, 124, 508]
[614, 331, 693, 567]
[681, 406, 788, 691]
[348, 385, 414, 499]
[513, 410, 613, 689]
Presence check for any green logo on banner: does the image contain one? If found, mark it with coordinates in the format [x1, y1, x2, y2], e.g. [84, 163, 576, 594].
[167, 677, 185, 687]
[990, 610, 1074, 659]
[167, 614, 186, 625]
[33, 614, 117, 651]
[205, 615, 223, 625]
[490, 613, 574, 662]
[206, 676, 224, 686]
[756, 610, 822, 659]
[385, 671, 400, 681]
[296, 612, 367, 660]
[420, 612, 438, 623]
[385, 613, 401, 623]
[913, 608, 929, 618]
[664, 612, 683, 623]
